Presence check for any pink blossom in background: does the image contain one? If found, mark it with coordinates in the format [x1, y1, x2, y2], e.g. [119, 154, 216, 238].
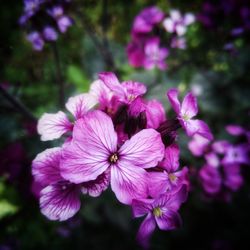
[143, 37, 169, 70]
[132, 6, 164, 34]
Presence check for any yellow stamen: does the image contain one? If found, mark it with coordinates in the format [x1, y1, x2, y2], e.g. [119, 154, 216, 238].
[153, 207, 162, 217]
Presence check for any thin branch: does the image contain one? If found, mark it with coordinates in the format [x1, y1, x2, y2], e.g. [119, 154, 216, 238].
[75, 6, 116, 71]
[51, 43, 65, 108]
[0, 85, 37, 122]
[101, 0, 115, 70]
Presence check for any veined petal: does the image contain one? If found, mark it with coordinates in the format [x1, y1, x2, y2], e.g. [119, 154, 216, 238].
[181, 92, 198, 119]
[65, 93, 97, 120]
[146, 99, 166, 129]
[37, 111, 72, 141]
[137, 214, 156, 249]
[121, 81, 147, 99]
[98, 72, 126, 99]
[160, 144, 180, 171]
[32, 147, 62, 186]
[81, 169, 110, 197]
[148, 171, 169, 198]
[167, 88, 181, 114]
[119, 129, 164, 169]
[110, 162, 148, 205]
[155, 210, 182, 230]
[61, 111, 117, 183]
[40, 182, 80, 221]
[132, 198, 153, 218]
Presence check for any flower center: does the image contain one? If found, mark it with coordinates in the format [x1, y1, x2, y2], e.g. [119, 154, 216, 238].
[109, 153, 119, 163]
[183, 113, 190, 121]
[153, 207, 162, 217]
[169, 173, 177, 182]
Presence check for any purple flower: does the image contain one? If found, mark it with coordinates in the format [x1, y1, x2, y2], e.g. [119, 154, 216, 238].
[143, 37, 169, 70]
[167, 88, 213, 140]
[60, 110, 165, 204]
[199, 164, 222, 195]
[57, 16, 73, 33]
[132, 186, 187, 248]
[26, 31, 44, 51]
[37, 93, 97, 141]
[43, 26, 58, 41]
[222, 144, 249, 165]
[163, 10, 195, 36]
[148, 144, 189, 196]
[32, 148, 81, 221]
[98, 72, 147, 105]
[132, 6, 164, 34]
[126, 38, 145, 68]
[188, 134, 210, 156]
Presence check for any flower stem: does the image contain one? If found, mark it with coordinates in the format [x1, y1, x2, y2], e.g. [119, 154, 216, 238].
[0, 84, 37, 122]
[52, 43, 65, 109]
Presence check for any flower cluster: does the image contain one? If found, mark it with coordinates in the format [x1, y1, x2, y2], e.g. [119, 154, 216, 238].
[33, 72, 213, 247]
[19, 0, 73, 51]
[127, 6, 195, 70]
[189, 124, 250, 201]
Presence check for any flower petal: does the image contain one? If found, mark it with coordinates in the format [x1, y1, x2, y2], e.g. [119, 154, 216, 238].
[98, 72, 126, 99]
[137, 214, 156, 249]
[181, 92, 198, 119]
[155, 210, 182, 230]
[65, 93, 97, 120]
[40, 182, 80, 221]
[81, 169, 110, 197]
[132, 198, 154, 218]
[32, 147, 62, 186]
[160, 144, 180, 171]
[146, 100, 166, 129]
[148, 171, 169, 198]
[110, 162, 148, 205]
[60, 110, 117, 183]
[37, 111, 72, 141]
[167, 88, 181, 114]
[184, 119, 213, 140]
[119, 129, 164, 169]
[188, 134, 210, 156]
[121, 81, 147, 99]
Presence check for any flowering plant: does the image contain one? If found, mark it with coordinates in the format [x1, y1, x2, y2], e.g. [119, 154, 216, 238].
[33, 72, 214, 247]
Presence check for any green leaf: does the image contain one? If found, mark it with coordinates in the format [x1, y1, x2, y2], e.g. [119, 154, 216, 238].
[0, 199, 18, 220]
[66, 65, 89, 92]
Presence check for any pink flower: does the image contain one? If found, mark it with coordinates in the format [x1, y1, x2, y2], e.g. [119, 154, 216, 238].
[167, 88, 213, 140]
[148, 144, 189, 197]
[37, 93, 97, 141]
[132, 186, 187, 248]
[127, 38, 146, 68]
[143, 37, 169, 70]
[132, 6, 164, 34]
[60, 110, 165, 204]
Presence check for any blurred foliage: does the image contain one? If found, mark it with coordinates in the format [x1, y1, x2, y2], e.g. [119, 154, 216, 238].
[0, 0, 250, 249]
